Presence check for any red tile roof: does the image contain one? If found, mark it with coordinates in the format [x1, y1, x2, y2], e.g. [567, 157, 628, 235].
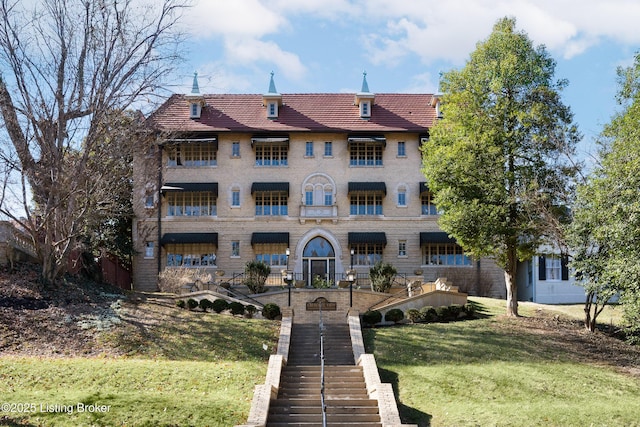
[146, 93, 436, 133]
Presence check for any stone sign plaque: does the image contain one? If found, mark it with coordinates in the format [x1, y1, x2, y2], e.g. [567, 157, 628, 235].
[306, 297, 337, 311]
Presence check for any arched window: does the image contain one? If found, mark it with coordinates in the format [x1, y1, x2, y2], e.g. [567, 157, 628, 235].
[303, 237, 335, 257]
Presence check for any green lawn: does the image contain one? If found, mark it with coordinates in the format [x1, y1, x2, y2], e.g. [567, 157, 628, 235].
[1, 296, 638, 427]
[365, 297, 640, 427]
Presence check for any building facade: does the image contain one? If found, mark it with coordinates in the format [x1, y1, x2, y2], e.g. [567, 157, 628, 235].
[132, 73, 505, 294]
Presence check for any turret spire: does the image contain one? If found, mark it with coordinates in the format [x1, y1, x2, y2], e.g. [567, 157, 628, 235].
[268, 71, 278, 94]
[361, 71, 370, 93]
[191, 71, 200, 94]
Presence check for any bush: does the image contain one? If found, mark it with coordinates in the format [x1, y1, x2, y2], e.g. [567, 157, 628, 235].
[449, 304, 464, 319]
[158, 268, 212, 294]
[406, 308, 422, 323]
[245, 304, 257, 318]
[244, 260, 271, 294]
[369, 261, 397, 293]
[186, 298, 198, 310]
[262, 303, 281, 320]
[385, 308, 405, 323]
[175, 299, 186, 309]
[420, 306, 438, 322]
[212, 299, 230, 313]
[463, 303, 476, 318]
[362, 310, 382, 327]
[229, 302, 245, 316]
[199, 298, 213, 311]
[434, 305, 450, 321]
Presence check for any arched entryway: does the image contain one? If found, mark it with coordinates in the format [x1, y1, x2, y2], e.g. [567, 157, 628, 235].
[303, 236, 335, 287]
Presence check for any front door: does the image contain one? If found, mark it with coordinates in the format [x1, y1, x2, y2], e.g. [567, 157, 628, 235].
[302, 237, 336, 287]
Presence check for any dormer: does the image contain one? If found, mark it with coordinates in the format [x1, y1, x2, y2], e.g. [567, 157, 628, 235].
[263, 72, 282, 119]
[431, 95, 443, 119]
[185, 72, 205, 119]
[354, 71, 375, 119]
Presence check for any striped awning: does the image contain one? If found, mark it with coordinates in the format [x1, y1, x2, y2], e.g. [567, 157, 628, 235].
[348, 232, 387, 245]
[348, 182, 386, 195]
[251, 134, 289, 146]
[160, 233, 218, 246]
[347, 134, 386, 147]
[162, 183, 218, 196]
[251, 232, 290, 245]
[251, 182, 290, 195]
[163, 132, 218, 149]
[419, 232, 456, 245]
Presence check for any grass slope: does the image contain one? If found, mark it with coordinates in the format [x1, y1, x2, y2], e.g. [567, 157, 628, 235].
[365, 297, 640, 427]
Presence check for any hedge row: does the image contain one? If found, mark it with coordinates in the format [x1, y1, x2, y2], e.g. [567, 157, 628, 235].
[175, 298, 279, 319]
[362, 303, 476, 327]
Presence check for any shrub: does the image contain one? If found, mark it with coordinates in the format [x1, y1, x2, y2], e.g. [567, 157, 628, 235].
[186, 298, 198, 310]
[406, 308, 422, 323]
[420, 306, 438, 322]
[369, 261, 397, 293]
[229, 302, 245, 316]
[449, 304, 464, 319]
[312, 275, 333, 288]
[175, 299, 186, 309]
[385, 308, 405, 323]
[212, 299, 230, 313]
[244, 260, 271, 294]
[199, 298, 213, 311]
[463, 303, 476, 318]
[245, 304, 257, 318]
[362, 310, 382, 327]
[262, 303, 281, 320]
[158, 268, 212, 294]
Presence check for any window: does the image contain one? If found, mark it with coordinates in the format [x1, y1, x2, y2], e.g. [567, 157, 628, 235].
[144, 242, 154, 258]
[398, 241, 407, 257]
[351, 244, 383, 266]
[231, 189, 240, 207]
[545, 255, 562, 281]
[305, 190, 314, 206]
[305, 141, 314, 157]
[232, 142, 240, 157]
[360, 101, 370, 117]
[255, 143, 288, 166]
[268, 102, 277, 118]
[231, 241, 240, 257]
[166, 243, 217, 267]
[254, 243, 288, 266]
[167, 143, 217, 167]
[350, 193, 383, 215]
[421, 191, 438, 215]
[422, 244, 472, 266]
[145, 195, 154, 209]
[324, 141, 332, 157]
[397, 188, 407, 207]
[324, 190, 332, 206]
[190, 103, 199, 118]
[167, 192, 216, 217]
[397, 141, 406, 157]
[255, 192, 288, 216]
[349, 142, 383, 166]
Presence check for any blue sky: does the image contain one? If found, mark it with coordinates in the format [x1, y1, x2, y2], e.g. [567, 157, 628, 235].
[174, 0, 640, 159]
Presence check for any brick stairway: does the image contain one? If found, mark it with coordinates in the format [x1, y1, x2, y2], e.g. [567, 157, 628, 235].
[266, 323, 382, 427]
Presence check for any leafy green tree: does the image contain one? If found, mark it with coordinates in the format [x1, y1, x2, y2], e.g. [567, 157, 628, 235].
[422, 17, 580, 316]
[569, 53, 640, 342]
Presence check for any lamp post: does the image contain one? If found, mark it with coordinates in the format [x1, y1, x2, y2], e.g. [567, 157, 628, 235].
[284, 248, 292, 306]
[348, 248, 355, 307]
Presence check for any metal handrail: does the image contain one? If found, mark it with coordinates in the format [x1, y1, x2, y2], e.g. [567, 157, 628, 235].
[319, 304, 327, 427]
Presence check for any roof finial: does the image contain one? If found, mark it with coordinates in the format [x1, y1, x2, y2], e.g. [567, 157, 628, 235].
[268, 71, 278, 94]
[191, 71, 200, 94]
[361, 70, 370, 93]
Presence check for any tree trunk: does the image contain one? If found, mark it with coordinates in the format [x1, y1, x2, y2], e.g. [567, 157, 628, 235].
[504, 247, 519, 316]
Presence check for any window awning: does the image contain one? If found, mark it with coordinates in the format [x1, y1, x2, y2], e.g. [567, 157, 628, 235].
[419, 182, 429, 194]
[348, 182, 387, 195]
[160, 233, 218, 246]
[251, 182, 290, 195]
[348, 232, 387, 245]
[251, 232, 290, 245]
[347, 134, 386, 147]
[163, 132, 218, 150]
[161, 183, 218, 196]
[251, 134, 289, 147]
[420, 232, 456, 245]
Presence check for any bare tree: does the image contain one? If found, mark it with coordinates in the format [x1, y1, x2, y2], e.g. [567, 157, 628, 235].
[0, 0, 189, 285]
